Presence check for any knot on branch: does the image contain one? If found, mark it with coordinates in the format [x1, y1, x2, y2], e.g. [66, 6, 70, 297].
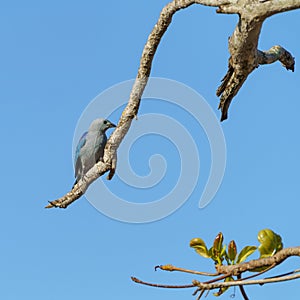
[257, 45, 295, 71]
[217, 44, 295, 121]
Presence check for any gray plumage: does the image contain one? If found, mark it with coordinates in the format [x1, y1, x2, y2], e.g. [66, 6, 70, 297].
[73, 118, 116, 187]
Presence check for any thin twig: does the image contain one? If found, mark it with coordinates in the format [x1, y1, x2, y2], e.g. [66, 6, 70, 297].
[262, 268, 300, 283]
[131, 277, 195, 289]
[237, 274, 249, 300]
[192, 272, 300, 290]
[155, 264, 218, 276]
[240, 263, 276, 281]
[196, 289, 205, 300]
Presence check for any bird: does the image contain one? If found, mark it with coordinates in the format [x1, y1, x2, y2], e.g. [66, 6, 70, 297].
[73, 118, 116, 187]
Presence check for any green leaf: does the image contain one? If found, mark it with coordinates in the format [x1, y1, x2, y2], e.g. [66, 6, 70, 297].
[208, 246, 213, 258]
[213, 232, 224, 252]
[220, 244, 227, 258]
[227, 240, 237, 262]
[210, 233, 225, 265]
[236, 246, 257, 263]
[190, 238, 210, 258]
[208, 246, 221, 264]
[258, 229, 283, 258]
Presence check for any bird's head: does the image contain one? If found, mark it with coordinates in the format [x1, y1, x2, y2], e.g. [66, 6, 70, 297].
[89, 118, 116, 133]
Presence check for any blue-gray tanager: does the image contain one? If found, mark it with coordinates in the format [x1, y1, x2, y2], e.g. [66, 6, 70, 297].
[73, 118, 116, 187]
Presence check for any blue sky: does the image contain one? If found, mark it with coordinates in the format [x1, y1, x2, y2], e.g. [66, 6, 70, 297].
[1, 1, 300, 299]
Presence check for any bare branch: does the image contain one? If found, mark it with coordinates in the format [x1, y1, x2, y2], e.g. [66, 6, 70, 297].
[131, 277, 195, 289]
[132, 270, 300, 294]
[132, 247, 300, 297]
[237, 274, 250, 300]
[216, 247, 300, 276]
[217, 0, 298, 120]
[257, 45, 295, 71]
[262, 0, 300, 15]
[193, 271, 300, 290]
[46, 0, 299, 207]
[45, 0, 225, 209]
[156, 264, 218, 276]
[240, 263, 276, 281]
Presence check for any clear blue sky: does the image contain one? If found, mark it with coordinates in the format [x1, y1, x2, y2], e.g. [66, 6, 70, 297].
[1, 1, 300, 299]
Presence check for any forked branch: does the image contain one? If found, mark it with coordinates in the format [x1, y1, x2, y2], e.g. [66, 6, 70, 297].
[46, 0, 299, 208]
[132, 247, 300, 299]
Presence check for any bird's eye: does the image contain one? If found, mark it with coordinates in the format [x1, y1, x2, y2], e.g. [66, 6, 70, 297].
[103, 120, 107, 124]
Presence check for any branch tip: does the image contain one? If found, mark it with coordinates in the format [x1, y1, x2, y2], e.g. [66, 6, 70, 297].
[155, 265, 161, 271]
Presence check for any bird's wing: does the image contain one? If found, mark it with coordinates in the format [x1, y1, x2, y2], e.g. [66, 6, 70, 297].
[74, 131, 88, 179]
[94, 134, 107, 162]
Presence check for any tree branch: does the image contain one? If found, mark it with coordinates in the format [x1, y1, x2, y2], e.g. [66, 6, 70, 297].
[193, 271, 300, 291]
[45, 0, 225, 209]
[46, 0, 299, 208]
[257, 45, 295, 71]
[216, 247, 300, 275]
[131, 276, 196, 289]
[217, 0, 298, 120]
[132, 247, 300, 298]
[155, 264, 218, 276]
[237, 274, 250, 300]
[132, 271, 300, 296]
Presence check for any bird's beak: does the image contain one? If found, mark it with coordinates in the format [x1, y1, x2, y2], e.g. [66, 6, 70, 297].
[109, 122, 117, 128]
